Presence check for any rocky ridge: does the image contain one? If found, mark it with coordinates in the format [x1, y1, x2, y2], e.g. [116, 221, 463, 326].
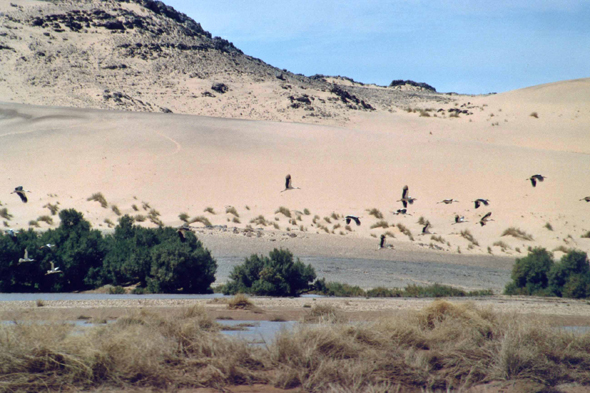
[0, 0, 453, 124]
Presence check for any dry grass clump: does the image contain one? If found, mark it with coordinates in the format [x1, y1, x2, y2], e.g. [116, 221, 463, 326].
[232, 217, 241, 224]
[250, 215, 268, 226]
[87, 192, 108, 208]
[2, 302, 590, 391]
[28, 220, 40, 228]
[303, 208, 311, 215]
[226, 206, 239, 217]
[581, 231, 590, 239]
[396, 223, 414, 240]
[148, 209, 163, 227]
[492, 241, 511, 252]
[460, 230, 479, 246]
[189, 215, 212, 227]
[132, 204, 139, 212]
[323, 216, 332, 224]
[35, 215, 53, 225]
[303, 304, 347, 324]
[104, 218, 114, 228]
[501, 227, 534, 241]
[431, 235, 446, 244]
[530, 111, 539, 118]
[0, 208, 13, 220]
[134, 214, 146, 222]
[227, 294, 255, 310]
[178, 212, 189, 223]
[545, 222, 554, 231]
[275, 206, 292, 218]
[111, 205, 121, 216]
[204, 206, 216, 214]
[370, 220, 389, 229]
[366, 208, 384, 219]
[330, 212, 340, 220]
[43, 202, 60, 216]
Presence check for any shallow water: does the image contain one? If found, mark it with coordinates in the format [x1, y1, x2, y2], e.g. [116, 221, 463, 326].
[218, 320, 297, 345]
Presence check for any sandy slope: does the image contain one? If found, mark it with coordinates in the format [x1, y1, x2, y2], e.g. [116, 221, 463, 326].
[1, 79, 590, 275]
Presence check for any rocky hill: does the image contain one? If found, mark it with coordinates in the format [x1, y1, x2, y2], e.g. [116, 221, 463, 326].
[0, 0, 451, 124]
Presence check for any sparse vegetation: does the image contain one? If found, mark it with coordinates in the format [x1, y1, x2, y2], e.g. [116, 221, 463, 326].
[43, 203, 60, 216]
[493, 241, 511, 252]
[303, 208, 310, 215]
[396, 223, 414, 240]
[460, 229, 479, 246]
[179, 212, 189, 223]
[501, 227, 534, 241]
[0, 208, 13, 221]
[431, 235, 446, 244]
[148, 209, 163, 227]
[225, 206, 239, 217]
[142, 202, 151, 211]
[37, 215, 54, 225]
[204, 206, 216, 214]
[111, 204, 121, 216]
[314, 280, 492, 298]
[275, 206, 291, 218]
[232, 217, 240, 224]
[28, 220, 40, 228]
[370, 220, 389, 229]
[250, 215, 268, 226]
[330, 212, 340, 220]
[581, 231, 590, 238]
[227, 294, 254, 310]
[134, 214, 146, 222]
[190, 216, 212, 227]
[530, 111, 539, 118]
[104, 218, 114, 228]
[323, 216, 331, 224]
[132, 204, 139, 211]
[366, 208, 383, 219]
[544, 222, 554, 231]
[87, 192, 108, 208]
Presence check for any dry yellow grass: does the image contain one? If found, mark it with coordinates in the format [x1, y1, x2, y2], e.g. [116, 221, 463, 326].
[1, 301, 590, 392]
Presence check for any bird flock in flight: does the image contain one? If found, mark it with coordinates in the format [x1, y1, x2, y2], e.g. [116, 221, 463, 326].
[5, 172, 590, 259]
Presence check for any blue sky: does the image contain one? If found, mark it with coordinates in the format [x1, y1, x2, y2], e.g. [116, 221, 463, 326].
[165, 1, 590, 94]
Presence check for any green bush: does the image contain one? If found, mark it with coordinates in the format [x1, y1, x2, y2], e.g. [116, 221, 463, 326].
[505, 248, 590, 298]
[548, 250, 590, 298]
[223, 249, 316, 297]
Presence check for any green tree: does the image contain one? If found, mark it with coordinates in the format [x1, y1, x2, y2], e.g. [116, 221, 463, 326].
[548, 250, 590, 297]
[504, 248, 554, 296]
[224, 248, 316, 296]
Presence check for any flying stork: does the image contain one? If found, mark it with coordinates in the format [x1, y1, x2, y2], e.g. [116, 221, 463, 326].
[527, 174, 546, 187]
[45, 261, 62, 275]
[345, 215, 361, 226]
[397, 185, 417, 208]
[11, 186, 31, 203]
[438, 199, 459, 204]
[479, 212, 494, 227]
[473, 199, 490, 209]
[281, 174, 301, 192]
[422, 222, 432, 235]
[18, 248, 35, 264]
[454, 215, 466, 224]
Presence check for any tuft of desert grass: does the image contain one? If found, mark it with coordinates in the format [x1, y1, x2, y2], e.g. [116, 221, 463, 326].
[303, 304, 347, 324]
[227, 294, 255, 310]
[370, 221, 389, 229]
[111, 205, 121, 216]
[134, 214, 146, 222]
[366, 208, 384, 219]
[492, 241, 511, 252]
[148, 209, 163, 227]
[501, 227, 534, 241]
[132, 204, 139, 212]
[232, 217, 241, 224]
[104, 218, 114, 228]
[431, 235, 446, 244]
[544, 222, 553, 231]
[178, 212, 189, 223]
[460, 230, 479, 246]
[87, 192, 108, 208]
[189, 216, 212, 227]
[226, 206, 239, 217]
[530, 111, 539, 118]
[37, 215, 54, 225]
[0, 208, 13, 220]
[396, 223, 414, 240]
[43, 203, 60, 216]
[204, 206, 216, 214]
[28, 220, 40, 228]
[275, 206, 292, 218]
[303, 208, 311, 215]
[580, 231, 590, 239]
[250, 215, 268, 226]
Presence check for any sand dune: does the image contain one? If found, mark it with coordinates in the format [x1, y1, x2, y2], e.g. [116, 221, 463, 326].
[1, 78, 589, 266]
